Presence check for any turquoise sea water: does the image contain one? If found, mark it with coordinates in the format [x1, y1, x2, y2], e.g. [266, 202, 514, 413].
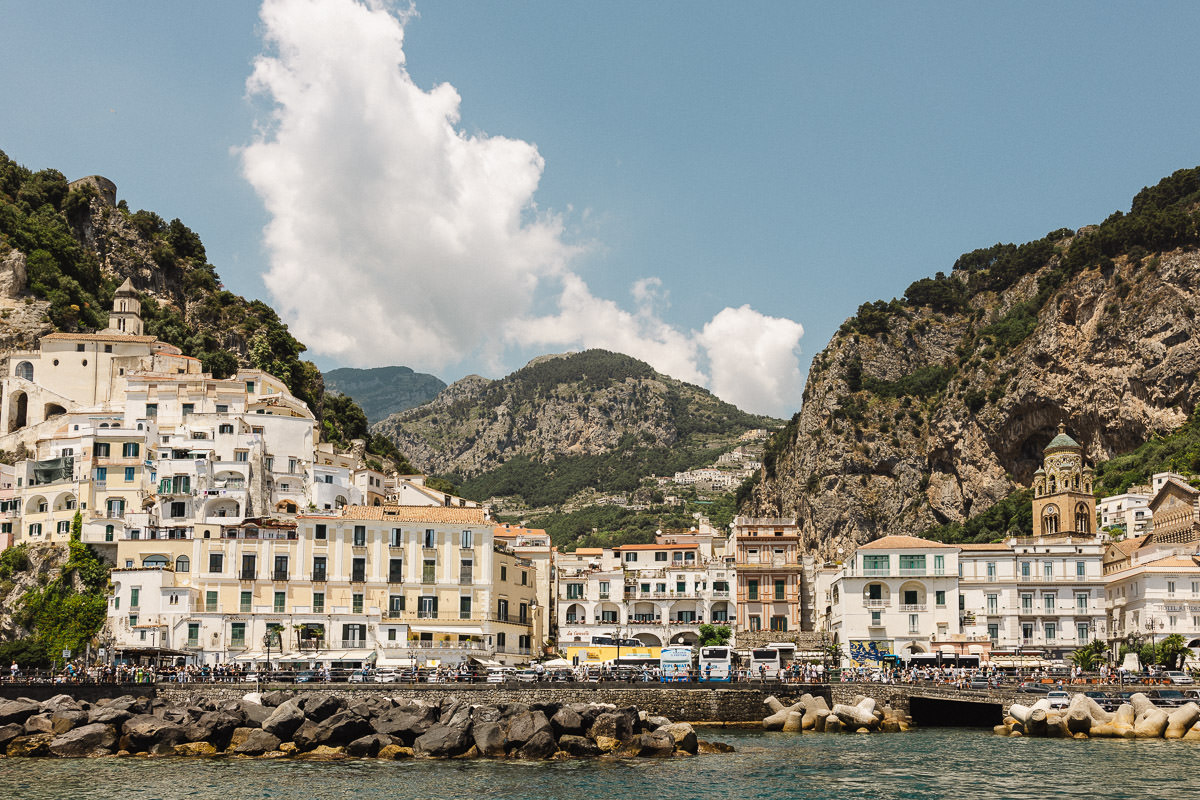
[1, 727, 1193, 800]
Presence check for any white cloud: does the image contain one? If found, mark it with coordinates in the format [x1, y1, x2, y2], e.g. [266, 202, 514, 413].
[241, 0, 805, 417]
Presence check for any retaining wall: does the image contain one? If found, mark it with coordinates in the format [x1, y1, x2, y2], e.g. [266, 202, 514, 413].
[0, 683, 156, 703]
[155, 682, 829, 723]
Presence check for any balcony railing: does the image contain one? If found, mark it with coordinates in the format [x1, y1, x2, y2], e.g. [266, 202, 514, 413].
[311, 572, 327, 582]
[239, 570, 256, 580]
[272, 570, 289, 581]
[900, 604, 927, 612]
[863, 599, 889, 608]
[340, 639, 367, 649]
[383, 640, 490, 652]
[297, 639, 326, 651]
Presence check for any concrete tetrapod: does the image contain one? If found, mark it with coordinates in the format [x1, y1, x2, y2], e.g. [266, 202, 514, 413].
[1165, 703, 1200, 739]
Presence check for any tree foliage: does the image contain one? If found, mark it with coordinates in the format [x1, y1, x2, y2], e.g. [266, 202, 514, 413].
[1094, 407, 1200, 496]
[14, 540, 110, 664]
[698, 624, 731, 647]
[921, 488, 1034, 544]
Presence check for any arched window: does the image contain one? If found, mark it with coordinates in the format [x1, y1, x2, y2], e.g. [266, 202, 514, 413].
[143, 555, 168, 568]
[1042, 504, 1060, 536]
[14, 361, 33, 381]
[175, 555, 191, 573]
[1075, 503, 1091, 534]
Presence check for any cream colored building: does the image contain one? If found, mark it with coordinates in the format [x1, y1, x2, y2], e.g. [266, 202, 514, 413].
[733, 515, 803, 645]
[107, 504, 539, 668]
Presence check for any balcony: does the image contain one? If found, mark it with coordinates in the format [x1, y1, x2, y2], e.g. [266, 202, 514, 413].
[863, 599, 889, 608]
[898, 569, 926, 577]
[272, 570, 289, 581]
[900, 604, 927, 612]
[239, 570, 256, 581]
[311, 572, 327, 583]
[340, 640, 367, 649]
[382, 640, 490, 653]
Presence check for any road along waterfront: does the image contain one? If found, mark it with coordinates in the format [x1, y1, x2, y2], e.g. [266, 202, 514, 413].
[1, 726, 1196, 800]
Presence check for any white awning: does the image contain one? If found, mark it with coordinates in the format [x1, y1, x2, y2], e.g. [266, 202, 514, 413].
[967, 644, 985, 654]
[232, 652, 265, 662]
[324, 649, 377, 662]
[407, 625, 485, 636]
[470, 658, 502, 667]
[376, 656, 416, 668]
[939, 645, 956, 653]
[277, 653, 315, 663]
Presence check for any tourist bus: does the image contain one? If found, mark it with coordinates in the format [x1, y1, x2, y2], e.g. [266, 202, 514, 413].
[768, 642, 796, 668]
[750, 647, 783, 680]
[660, 646, 695, 682]
[698, 646, 733, 682]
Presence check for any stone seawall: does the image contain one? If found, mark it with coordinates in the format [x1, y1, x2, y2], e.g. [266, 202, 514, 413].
[0, 684, 156, 703]
[156, 683, 828, 724]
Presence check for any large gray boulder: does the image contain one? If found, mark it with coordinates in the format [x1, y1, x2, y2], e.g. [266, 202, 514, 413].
[234, 729, 282, 756]
[662, 722, 697, 754]
[550, 707, 584, 737]
[515, 729, 557, 760]
[300, 695, 345, 723]
[557, 734, 601, 757]
[239, 700, 271, 728]
[259, 690, 294, 708]
[413, 724, 473, 758]
[471, 721, 507, 757]
[506, 711, 551, 748]
[291, 719, 323, 751]
[372, 709, 434, 744]
[49, 723, 118, 757]
[23, 714, 53, 734]
[346, 733, 393, 757]
[636, 730, 676, 758]
[0, 699, 42, 726]
[121, 714, 188, 755]
[40, 695, 81, 714]
[262, 700, 306, 740]
[88, 705, 133, 727]
[184, 712, 242, 750]
[50, 708, 88, 735]
[6, 733, 53, 757]
[589, 711, 634, 742]
[308, 710, 375, 747]
[0, 723, 24, 750]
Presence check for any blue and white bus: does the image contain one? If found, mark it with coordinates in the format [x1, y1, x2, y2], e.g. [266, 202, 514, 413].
[660, 646, 695, 682]
[750, 647, 783, 680]
[698, 646, 733, 682]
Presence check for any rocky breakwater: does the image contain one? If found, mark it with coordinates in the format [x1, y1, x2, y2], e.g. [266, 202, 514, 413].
[0, 691, 733, 761]
[1000, 692, 1200, 740]
[762, 693, 912, 734]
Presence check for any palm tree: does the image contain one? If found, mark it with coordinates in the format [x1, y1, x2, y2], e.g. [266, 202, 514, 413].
[1070, 648, 1096, 671]
[1158, 633, 1189, 670]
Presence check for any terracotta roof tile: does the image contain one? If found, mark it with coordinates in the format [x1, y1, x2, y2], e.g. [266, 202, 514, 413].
[44, 332, 156, 343]
[957, 543, 1012, 551]
[615, 542, 699, 551]
[858, 535, 957, 550]
[1114, 535, 1148, 555]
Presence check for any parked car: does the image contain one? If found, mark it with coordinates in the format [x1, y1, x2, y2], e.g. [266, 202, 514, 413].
[1150, 689, 1188, 707]
[294, 670, 320, 684]
[1083, 691, 1117, 711]
[514, 669, 539, 683]
[375, 668, 401, 683]
[1046, 691, 1070, 709]
[485, 667, 516, 683]
[1164, 671, 1195, 685]
[1016, 682, 1051, 694]
[242, 671, 262, 683]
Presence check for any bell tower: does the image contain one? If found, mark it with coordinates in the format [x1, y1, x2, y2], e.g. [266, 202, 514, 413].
[1031, 423, 1095, 537]
[107, 277, 143, 336]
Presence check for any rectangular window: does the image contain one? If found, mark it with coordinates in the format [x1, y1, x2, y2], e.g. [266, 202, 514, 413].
[1044, 594, 1055, 613]
[182, 403, 194, 416]
[1076, 561, 1086, 579]
[624, 551, 637, 562]
[566, 583, 583, 599]
[933, 554, 945, 575]
[460, 595, 472, 619]
[747, 580, 759, 601]
[678, 580, 687, 593]
[241, 553, 256, 580]
[1076, 593, 1088, 613]
[389, 558, 404, 583]
[749, 616, 761, 631]
[908, 614, 919, 634]
[899, 554, 926, 573]
[312, 592, 324, 613]
[95, 442, 110, 457]
[314, 524, 327, 540]
[1021, 593, 1033, 612]
[235, 451, 248, 462]
[655, 551, 668, 562]
[1168, 581, 1176, 596]
[130, 587, 140, 607]
[352, 593, 364, 614]
[497, 599, 509, 621]
[862, 554, 889, 573]
[216, 404, 228, 414]
[774, 579, 785, 600]
[1044, 622, 1056, 641]
[351, 557, 366, 582]
[423, 529, 436, 548]
[352, 525, 366, 546]
[274, 591, 286, 613]
[390, 528, 403, 547]
[987, 623, 999, 641]
[500, 566, 507, 581]
[935, 590, 946, 607]
[986, 562, 996, 580]
[770, 615, 788, 631]
[312, 556, 326, 581]
[458, 559, 473, 584]
[388, 594, 405, 615]
[418, 595, 438, 618]
[342, 623, 365, 645]
[1021, 561, 1031, 578]
[246, 381, 255, 393]
[986, 594, 998, 614]
[122, 442, 139, 458]
[240, 591, 252, 613]
[124, 466, 135, 482]
[460, 530, 473, 548]
[1077, 623, 1090, 643]
[94, 467, 107, 482]
[1044, 562, 1053, 580]
[228, 621, 247, 648]
[273, 554, 289, 580]
[423, 559, 436, 583]
[205, 590, 218, 612]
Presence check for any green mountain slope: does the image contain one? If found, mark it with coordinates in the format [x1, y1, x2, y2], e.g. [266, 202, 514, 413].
[323, 365, 446, 424]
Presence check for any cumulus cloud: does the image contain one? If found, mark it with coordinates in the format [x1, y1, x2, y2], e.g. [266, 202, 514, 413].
[241, 0, 805, 416]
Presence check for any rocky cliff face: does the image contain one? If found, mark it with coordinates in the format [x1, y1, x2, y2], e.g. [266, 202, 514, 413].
[748, 226, 1200, 558]
[374, 350, 774, 480]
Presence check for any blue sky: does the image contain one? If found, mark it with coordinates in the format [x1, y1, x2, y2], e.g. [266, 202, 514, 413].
[3, 2, 1198, 417]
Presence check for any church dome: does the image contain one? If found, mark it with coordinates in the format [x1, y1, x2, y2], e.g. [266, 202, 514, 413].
[1043, 423, 1080, 453]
